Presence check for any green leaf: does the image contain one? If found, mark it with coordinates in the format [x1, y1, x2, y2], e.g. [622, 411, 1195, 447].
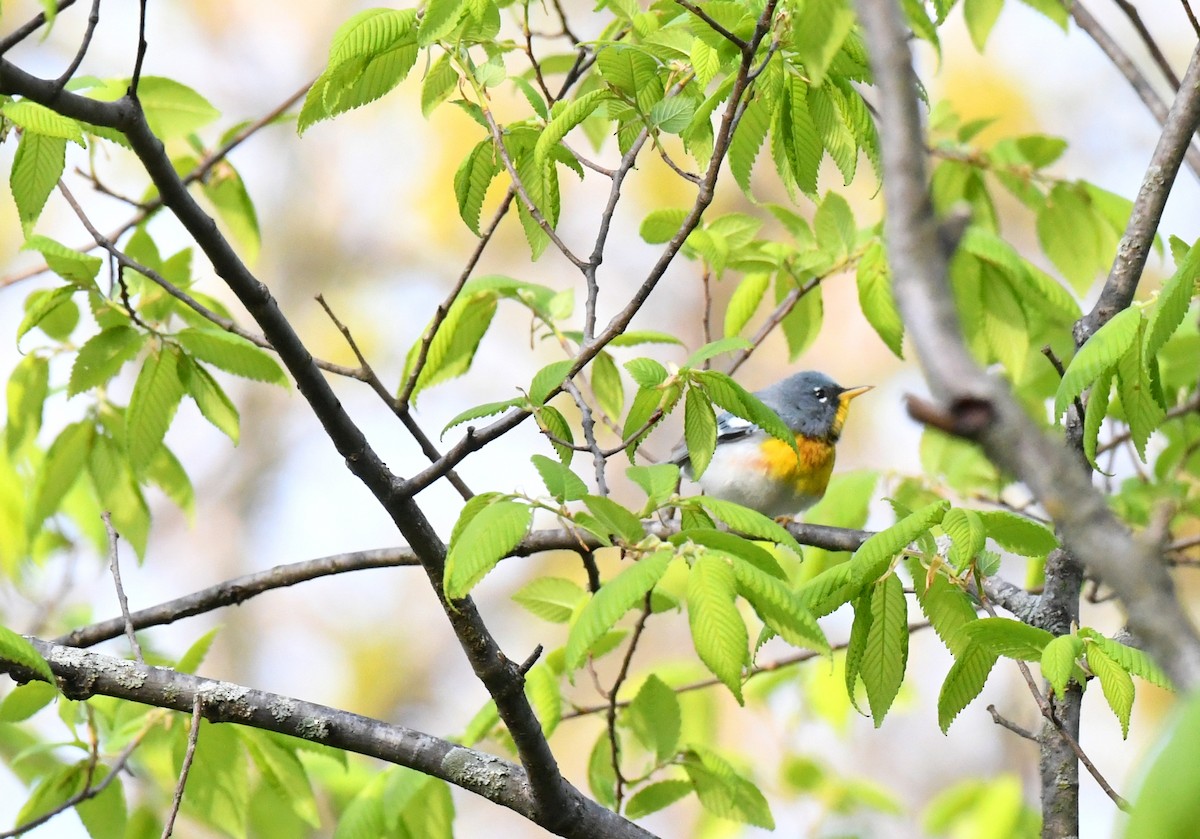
[777, 73, 822, 196]
[299, 9, 419, 132]
[403, 290, 497, 401]
[1037, 182, 1107, 292]
[1054, 306, 1141, 420]
[68, 326, 144, 396]
[535, 89, 612, 164]
[607, 330, 683, 348]
[177, 627, 221, 675]
[581, 495, 645, 544]
[961, 617, 1054, 661]
[240, 729, 321, 827]
[724, 272, 770, 339]
[0, 680, 58, 722]
[421, 52, 458, 118]
[1144, 241, 1200, 362]
[512, 576, 586, 623]
[913, 567, 977, 656]
[453, 138, 502, 235]
[1041, 633, 1083, 699]
[1083, 367, 1114, 471]
[683, 386, 717, 478]
[202, 161, 261, 263]
[10, 132, 66, 233]
[975, 510, 1058, 556]
[626, 674, 681, 761]
[444, 499, 531, 599]
[147, 443, 195, 517]
[692, 369, 795, 451]
[31, 420, 94, 528]
[1088, 644, 1134, 738]
[691, 495, 804, 557]
[687, 554, 748, 702]
[938, 642, 999, 732]
[418, 0, 468, 45]
[1122, 692, 1200, 838]
[22, 235, 102, 286]
[941, 507, 985, 569]
[2, 99, 85, 142]
[856, 240, 904, 357]
[683, 747, 774, 828]
[639, 208, 689, 244]
[859, 575, 908, 726]
[623, 357, 669, 388]
[90, 76, 219, 138]
[730, 557, 828, 653]
[848, 500, 949, 586]
[963, 0, 1004, 50]
[792, 0, 855, 86]
[178, 357, 240, 443]
[6, 354, 49, 453]
[729, 95, 770, 197]
[565, 549, 673, 670]
[17, 284, 77, 344]
[596, 45, 663, 111]
[442, 398, 523, 437]
[1117, 322, 1166, 460]
[529, 358, 573, 405]
[126, 345, 185, 473]
[1078, 629, 1172, 690]
[650, 96, 695, 133]
[626, 463, 680, 510]
[0, 625, 54, 682]
[531, 453, 587, 502]
[536, 404, 574, 465]
[590, 351, 625, 421]
[682, 336, 753, 369]
[175, 328, 288, 385]
[625, 779, 692, 819]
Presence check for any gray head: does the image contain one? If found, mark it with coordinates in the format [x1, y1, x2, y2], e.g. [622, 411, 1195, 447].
[758, 371, 872, 441]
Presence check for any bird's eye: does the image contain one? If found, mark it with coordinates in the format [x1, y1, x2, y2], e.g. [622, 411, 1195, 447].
[812, 387, 828, 402]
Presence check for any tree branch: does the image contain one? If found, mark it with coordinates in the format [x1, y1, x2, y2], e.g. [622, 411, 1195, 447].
[0, 639, 654, 839]
[851, 0, 1200, 690]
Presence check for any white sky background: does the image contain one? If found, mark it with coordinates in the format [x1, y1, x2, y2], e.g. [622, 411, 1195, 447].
[0, 0, 1197, 836]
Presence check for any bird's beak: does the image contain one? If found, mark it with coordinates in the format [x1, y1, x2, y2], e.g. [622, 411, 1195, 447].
[839, 385, 873, 404]
[832, 385, 872, 436]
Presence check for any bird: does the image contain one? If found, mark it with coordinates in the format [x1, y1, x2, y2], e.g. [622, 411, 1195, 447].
[670, 371, 872, 518]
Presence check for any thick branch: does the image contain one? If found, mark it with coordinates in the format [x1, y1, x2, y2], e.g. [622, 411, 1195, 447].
[851, 0, 1200, 689]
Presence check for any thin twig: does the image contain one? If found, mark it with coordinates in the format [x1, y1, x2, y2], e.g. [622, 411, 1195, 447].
[1111, 0, 1181, 89]
[398, 187, 516, 407]
[314, 294, 475, 501]
[673, 0, 748, 50]
[0, 714, 153, 839]
[103, 512, 144, 664]
[607, 594, 654, 806]
[53, 0, 100, 90]
[987, 704, 1039, 741]
[129, 0, 149, 99]
[161, 695, 203, 839]
[0, 0, 77, 55]
[1184, 0, 1200, 36]
[566, 620, 936, 719]
[1070, 2, 1200, 181]
[727, 273, 827, 376]
[1098, 391, 1200, 454]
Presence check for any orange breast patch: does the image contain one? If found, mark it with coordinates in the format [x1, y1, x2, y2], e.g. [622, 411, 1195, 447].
[755, 435, 837, 498]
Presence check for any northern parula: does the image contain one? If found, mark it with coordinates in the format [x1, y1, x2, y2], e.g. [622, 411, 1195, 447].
[670, 371, 872, 518]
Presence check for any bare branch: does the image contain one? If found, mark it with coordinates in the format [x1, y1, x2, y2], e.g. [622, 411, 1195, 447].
[0, 639, 658, 839]
[0, 0, 77, 55]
